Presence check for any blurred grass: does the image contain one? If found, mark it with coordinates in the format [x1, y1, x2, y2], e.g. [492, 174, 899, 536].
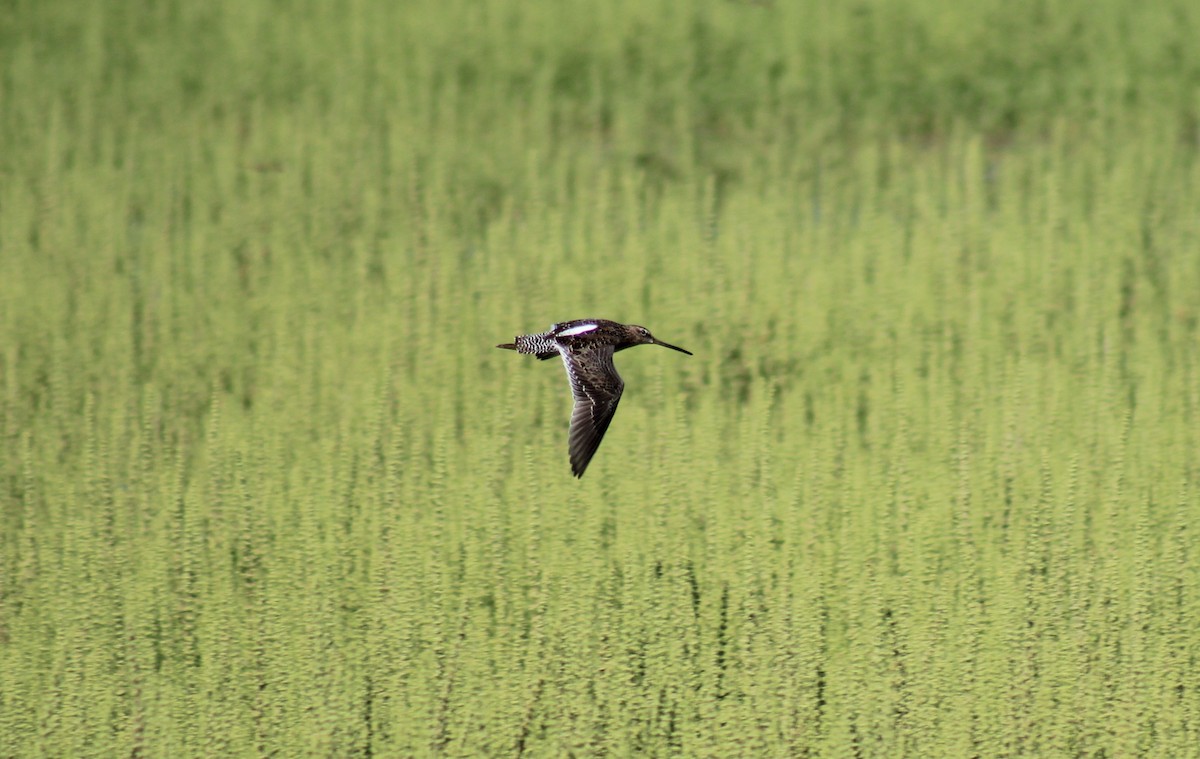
[3, 0, 1200, 756]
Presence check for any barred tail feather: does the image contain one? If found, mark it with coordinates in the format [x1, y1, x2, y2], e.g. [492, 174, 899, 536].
[510, 334, 559, 356]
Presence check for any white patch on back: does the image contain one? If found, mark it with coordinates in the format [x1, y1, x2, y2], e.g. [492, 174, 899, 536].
[558, 323, 599, 337]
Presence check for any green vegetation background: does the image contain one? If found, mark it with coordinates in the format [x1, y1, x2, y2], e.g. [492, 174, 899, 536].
[3, 0, 1200, 755]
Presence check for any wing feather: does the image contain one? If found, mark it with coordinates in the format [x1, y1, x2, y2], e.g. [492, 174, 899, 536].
[562, 345, 624, 477]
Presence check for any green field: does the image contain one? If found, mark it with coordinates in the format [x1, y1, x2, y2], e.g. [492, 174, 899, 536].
[3, 0, 1200, 755]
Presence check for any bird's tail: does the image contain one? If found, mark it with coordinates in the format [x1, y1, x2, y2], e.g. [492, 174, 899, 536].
[499, 334, 557, 355]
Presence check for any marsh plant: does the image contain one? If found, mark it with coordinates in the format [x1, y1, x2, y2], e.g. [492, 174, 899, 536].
[2, 0, 1199, 755]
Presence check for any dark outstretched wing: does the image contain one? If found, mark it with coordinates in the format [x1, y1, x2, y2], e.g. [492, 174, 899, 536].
[562, 345, 624, 478]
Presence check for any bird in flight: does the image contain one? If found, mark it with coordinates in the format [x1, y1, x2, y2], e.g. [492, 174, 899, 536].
[497, 320, 692, 477]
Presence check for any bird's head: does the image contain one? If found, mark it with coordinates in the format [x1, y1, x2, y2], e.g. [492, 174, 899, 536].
[625, 325, 692, 355]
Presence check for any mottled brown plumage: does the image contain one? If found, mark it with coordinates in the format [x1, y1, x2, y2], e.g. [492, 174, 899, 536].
[497, 319, 692, 477]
